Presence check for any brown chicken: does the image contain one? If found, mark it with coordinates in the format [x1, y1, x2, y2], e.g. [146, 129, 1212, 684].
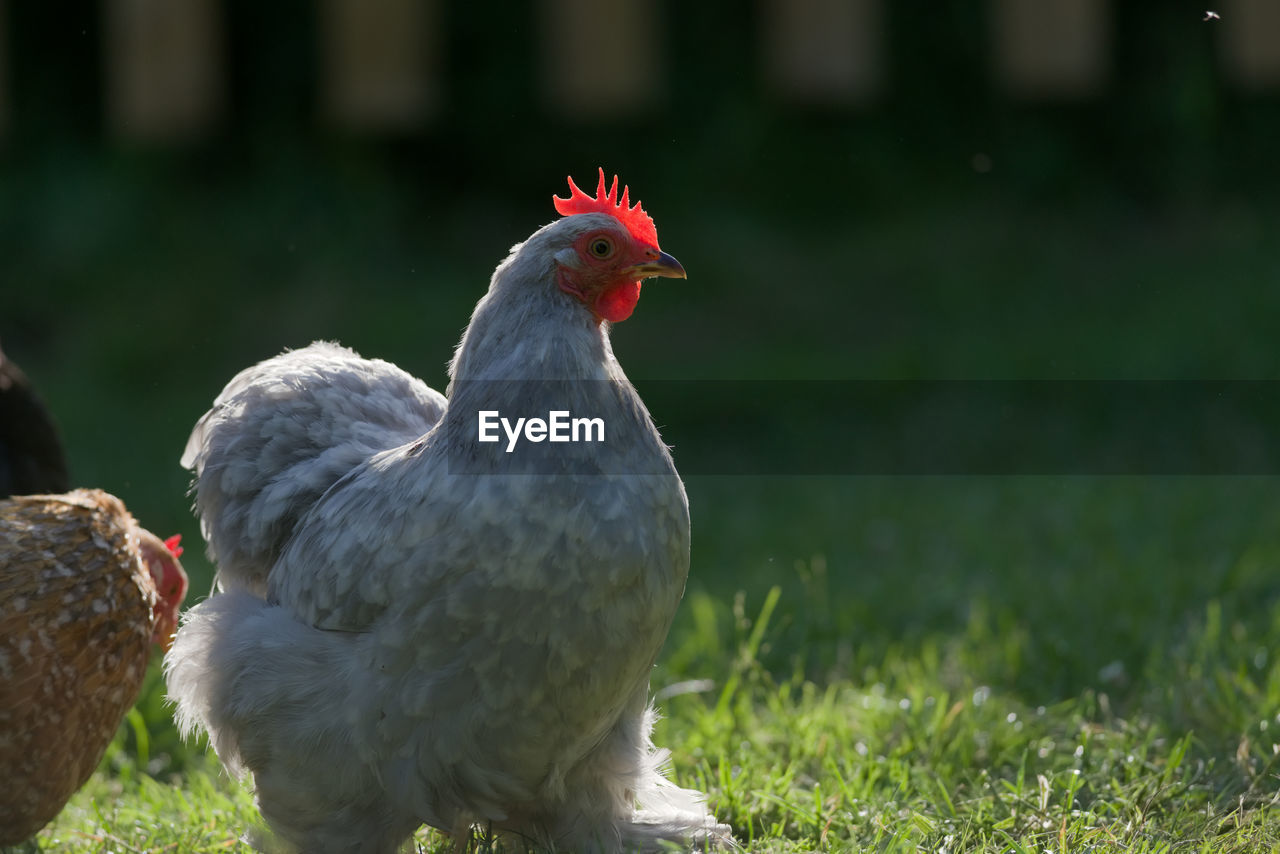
[0, 488, 188, 845]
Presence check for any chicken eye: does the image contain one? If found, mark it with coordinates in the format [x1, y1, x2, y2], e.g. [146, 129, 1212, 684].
[588, 237, 614, 259]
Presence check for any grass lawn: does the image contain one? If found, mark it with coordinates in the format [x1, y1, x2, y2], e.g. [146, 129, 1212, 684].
[29, 475, 1280, 853]
[7, 155, 1280, 852]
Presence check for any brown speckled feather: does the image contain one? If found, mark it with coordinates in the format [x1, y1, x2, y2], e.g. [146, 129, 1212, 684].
[0, 489, 157, 845]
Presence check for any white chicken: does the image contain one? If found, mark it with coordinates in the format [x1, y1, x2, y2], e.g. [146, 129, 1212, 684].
[167, 170, 733, 853]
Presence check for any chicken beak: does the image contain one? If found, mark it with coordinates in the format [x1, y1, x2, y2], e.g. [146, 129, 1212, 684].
[626, 249, 687, 280]
[158, 621, 177, 654]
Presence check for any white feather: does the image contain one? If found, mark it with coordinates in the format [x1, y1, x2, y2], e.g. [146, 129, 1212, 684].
[168, 214, 734, 853]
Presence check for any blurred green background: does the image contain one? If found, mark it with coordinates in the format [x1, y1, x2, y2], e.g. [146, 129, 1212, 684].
[4, 1, 1280, 774]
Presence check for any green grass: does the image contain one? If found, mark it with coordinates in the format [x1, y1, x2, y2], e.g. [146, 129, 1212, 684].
[7, 152, 1280, 852]
[27, 477, 1280, 853]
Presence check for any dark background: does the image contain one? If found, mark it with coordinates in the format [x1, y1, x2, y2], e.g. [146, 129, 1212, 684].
[3, 1, 1279, 687]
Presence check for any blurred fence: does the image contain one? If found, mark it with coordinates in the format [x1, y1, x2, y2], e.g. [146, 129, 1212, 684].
[0, 0, 1278, 142]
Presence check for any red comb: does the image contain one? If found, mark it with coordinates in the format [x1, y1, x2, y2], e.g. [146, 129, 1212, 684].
[553, 168, 659, 249]
[164, 534, 184, 558]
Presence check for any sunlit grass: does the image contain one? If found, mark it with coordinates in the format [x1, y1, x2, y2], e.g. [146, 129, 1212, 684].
[8, 158, 1280, 852]
[26, 476, 1280, 853]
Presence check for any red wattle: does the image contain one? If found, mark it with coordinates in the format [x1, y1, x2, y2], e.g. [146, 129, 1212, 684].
[596, 280, 642, 323]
